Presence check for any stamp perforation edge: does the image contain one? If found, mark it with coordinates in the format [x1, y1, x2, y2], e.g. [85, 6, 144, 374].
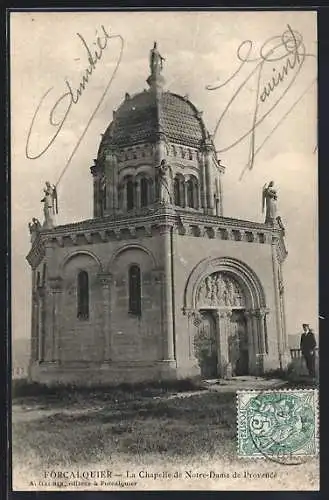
[236, 389, 319, 460]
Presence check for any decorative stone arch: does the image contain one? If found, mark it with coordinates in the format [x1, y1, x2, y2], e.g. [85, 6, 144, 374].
[118, 167, 137, 183]
[184, 257, 269, 377]
[135, 165, 154, 178]
[184, 256, 266, 311]
[106, 243, 157, 273]
[60, 250, 104, 273]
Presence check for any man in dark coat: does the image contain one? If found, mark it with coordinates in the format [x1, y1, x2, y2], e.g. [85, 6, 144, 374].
[300, 323, 317, 377]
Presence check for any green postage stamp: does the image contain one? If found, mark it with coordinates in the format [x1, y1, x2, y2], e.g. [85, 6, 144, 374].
[237, 390, 319, 459]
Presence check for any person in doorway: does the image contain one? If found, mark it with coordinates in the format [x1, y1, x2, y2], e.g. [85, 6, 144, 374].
[300, 323, 317, 377]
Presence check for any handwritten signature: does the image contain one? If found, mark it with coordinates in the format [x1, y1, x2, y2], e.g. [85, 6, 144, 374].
[25, 25, 124, 186]
[206, 24, 316, 179]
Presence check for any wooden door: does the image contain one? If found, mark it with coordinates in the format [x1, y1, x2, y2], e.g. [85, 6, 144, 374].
[228, 310, 249, 376]
[194, 311, 218, 378]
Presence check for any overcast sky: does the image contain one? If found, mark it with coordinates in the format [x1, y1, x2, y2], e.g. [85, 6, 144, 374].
[10, 10, 317, 343]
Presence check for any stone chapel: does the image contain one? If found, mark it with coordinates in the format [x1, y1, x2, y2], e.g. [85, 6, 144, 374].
[27, 44, 289, 385]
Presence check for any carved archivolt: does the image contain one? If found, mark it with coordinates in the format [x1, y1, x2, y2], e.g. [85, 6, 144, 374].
[196, 272, 245, 308]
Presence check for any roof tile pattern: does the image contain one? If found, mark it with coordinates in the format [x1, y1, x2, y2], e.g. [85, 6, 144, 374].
[99, 90, 206, 153]
[160, 93, 205, 147]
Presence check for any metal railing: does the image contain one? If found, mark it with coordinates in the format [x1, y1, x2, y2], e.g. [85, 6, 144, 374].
[290, 348, 319, 360]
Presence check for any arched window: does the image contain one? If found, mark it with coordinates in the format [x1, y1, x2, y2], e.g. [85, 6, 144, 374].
[77, 271, 89, 320]
[126, 178, 134, 211]
[174, 177, 181, 206]
[187, 179, 194, 208]
[129, 265, 141, 316]
[140, 177, 148, 207]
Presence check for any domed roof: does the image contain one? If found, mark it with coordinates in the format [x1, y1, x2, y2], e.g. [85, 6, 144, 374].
[98, 89, 209, 154]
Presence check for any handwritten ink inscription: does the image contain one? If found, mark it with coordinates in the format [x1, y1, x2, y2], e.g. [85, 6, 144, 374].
[25, 25, 124, 185]
[206, 25, 316, 179]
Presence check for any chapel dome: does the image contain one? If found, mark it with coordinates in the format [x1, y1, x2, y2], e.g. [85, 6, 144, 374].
[98, 88, 210, 156]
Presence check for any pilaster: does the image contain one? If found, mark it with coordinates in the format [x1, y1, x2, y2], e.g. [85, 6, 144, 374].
[203, 143, 214, 214]
[159, 223, 175, 361]
[271, 236, 284, 369]
[37, 287, 45, 362]
[48, 277, 63, 362]
[98, 272, 113, 362]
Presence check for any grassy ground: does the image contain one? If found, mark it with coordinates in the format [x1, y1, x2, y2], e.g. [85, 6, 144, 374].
[12, 380, 236, 469]
[12, 370, 318, 475]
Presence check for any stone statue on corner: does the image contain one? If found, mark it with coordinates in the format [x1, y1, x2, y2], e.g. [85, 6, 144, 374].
[156, 159, 172, 205]
[262, 181, 277, 224]
[41, 181, 58, 228]
[150, 42, 165, 77]
[28, 217, 41, 243]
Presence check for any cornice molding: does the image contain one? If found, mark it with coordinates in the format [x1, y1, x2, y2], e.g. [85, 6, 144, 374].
[26, 209, 287, 268]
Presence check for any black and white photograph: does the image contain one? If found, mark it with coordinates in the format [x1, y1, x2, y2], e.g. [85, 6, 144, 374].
[10, 10, 318, 491]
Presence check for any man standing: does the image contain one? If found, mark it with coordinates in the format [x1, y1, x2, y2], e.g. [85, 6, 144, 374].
[300, 324, 317, 377]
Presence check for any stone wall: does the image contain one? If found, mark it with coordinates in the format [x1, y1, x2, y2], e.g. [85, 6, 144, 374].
[39, 237, 165, 367]
[173, 234, 282, 371]
[30, 228, 285, 384]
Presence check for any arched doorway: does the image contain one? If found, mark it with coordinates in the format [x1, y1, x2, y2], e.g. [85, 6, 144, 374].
[194, 271, 249, 377]
[184, 258, 268, 378]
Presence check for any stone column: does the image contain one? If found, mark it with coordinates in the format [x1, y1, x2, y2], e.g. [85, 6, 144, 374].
[257, 308, 269, 354]
[183, 180, 188, 208]
[187, 311, 194, 360]
[122, 180, 127, 212]
[93, 177, 98, 216]
[204, 145, 214, 213]
[91, 164, 100, 217]
[48, 277, 63, 362]
[135, 178, 141, 209]
[197, 179, 202, 209]
[98, 273, 113, 362]
[193, 181, 199, 209]
[252, 308, 269, 374]
[245, 309, 259, 374]
[113, 162, 119, 212]
[160, 224, 175, 361]
[200, 153, 207, 209]
[214, 309, 232, 378]
[180, 180, 185, 207]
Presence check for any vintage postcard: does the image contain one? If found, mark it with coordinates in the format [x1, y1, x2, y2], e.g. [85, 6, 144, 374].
[10, 10, 318, 491]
